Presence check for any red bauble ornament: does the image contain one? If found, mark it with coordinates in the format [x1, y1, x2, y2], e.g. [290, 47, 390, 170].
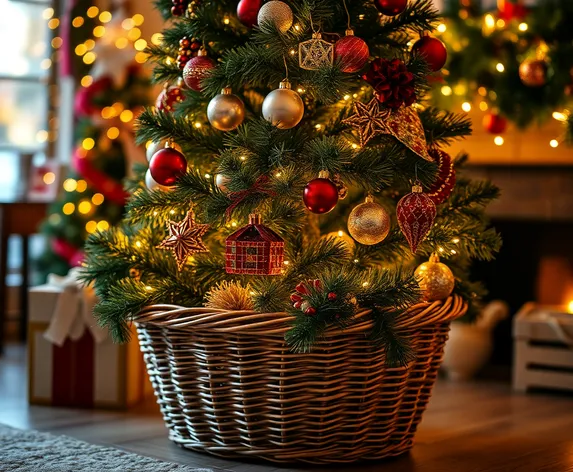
[483, 113, 507, 134]
[182, 52, 216, 91]
[148, 147, 187, 186]
[225, 214, 285, 275]
[155, 86, 185, 112]
[334, 30, 370, 73]
[396, 183, 436, 253]
[412, 36, 447, 72]
[237, 0, 262, 27]
[427, 148, 456, 205]
[362, 58, 416, 109]
[303, 175, 339, 214]
[498, 0, 528, 21]
[374, 0, 407, 16]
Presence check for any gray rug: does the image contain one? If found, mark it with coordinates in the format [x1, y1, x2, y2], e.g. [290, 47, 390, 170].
[0, 425, 212, 472]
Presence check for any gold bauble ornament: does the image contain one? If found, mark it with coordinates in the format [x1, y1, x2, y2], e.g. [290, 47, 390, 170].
[262, 79, 304, 129]
[257, 0, 293, 33]
[347, 196, 391, 245]
[414, 253, 455, 302]
[518, 59, 548, 87]
[215, 173, 230, 192]
[207, 87, 245, 131]
[145, 168, 171, 192]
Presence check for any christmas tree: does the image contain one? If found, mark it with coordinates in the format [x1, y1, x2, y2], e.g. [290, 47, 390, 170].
[433, 0, 573, 143]
[38, 8, 150, 278]
[82, 0, 501, 365]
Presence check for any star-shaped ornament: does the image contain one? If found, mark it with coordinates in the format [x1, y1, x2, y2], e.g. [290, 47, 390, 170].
[343, 98, 432, 162]
[157, 209, 210, 271]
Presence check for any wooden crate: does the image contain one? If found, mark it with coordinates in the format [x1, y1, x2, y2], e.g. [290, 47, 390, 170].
[513, 303, 573, 393]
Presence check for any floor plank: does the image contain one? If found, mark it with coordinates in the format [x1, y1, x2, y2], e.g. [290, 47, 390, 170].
[1, 343, 573, 471]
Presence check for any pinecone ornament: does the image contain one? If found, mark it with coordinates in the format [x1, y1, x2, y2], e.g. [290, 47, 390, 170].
[362, 58, 416, 109]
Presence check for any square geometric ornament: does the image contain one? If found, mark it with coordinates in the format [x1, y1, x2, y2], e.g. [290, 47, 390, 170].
[299, 32, 334, 70]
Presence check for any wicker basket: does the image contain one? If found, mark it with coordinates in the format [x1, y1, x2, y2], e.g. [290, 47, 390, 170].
[134, 295, 466, 464]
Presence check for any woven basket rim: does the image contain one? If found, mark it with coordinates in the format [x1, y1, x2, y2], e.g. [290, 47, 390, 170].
[133, 294, 467, 335]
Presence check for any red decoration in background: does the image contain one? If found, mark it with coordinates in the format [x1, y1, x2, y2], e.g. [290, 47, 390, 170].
[74, 77, 113, 117]
[412, 36, 447, 72]
[396, 183, 437, 254]
[303, 177, 339, 214]
[72, 148, 127, 205]
[334, 31, 370, 73]
[237, 0, 262, 27]
[52, 238, 80, 264]
[483, 113, 507, 134]
[225, 214, 285, 275]
[183, 53, 216, 91]
[427, 148, 456, 205]
[498, 0, 528, 21]
[155, 86, 185, 112]
[148, 147, 187, 186]
[171, 0, 190, 16]
[362, 58, 416, 109]
[374, 0, 407, 16]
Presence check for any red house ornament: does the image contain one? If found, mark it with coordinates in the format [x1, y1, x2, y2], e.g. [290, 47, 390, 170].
[225, 214, 285, 275]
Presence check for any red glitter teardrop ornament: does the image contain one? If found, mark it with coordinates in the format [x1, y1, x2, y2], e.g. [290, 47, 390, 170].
[427, 148, 456, 205]
[149, 147, 187, 186]
[374, 0, 407, 16]
[303, 174, 339, 214]
[182, 51, 216, 91]
[155, 85, 185, 112]
[412, 36, 447, 72]
[483, 113, 507, 134]
[334, 30, 370, 73]
[237, 0, 262, 27]
[397, 183, 436, 253]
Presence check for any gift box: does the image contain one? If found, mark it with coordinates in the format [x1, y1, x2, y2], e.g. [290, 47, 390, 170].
[28, 269, 152, 408]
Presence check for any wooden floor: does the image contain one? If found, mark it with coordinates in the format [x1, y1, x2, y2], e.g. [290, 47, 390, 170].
[1, 344, 573, 472]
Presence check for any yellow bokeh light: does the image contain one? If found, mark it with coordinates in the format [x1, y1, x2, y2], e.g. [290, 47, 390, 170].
[496, 19, 506, 28]
[43, 172, 56, 185]
[553, 112, 568, 122]
[135, 51, 148, 64]
[72, 16, 84, 27]
[83, 52, 96, 64]
[134, 39, 147, 51]
[93, 26, 105, 37]
[87, 6, 99, 18]
[78, 201, 92, 214]
[122, 18, 135, 30]
[437, 23, 447, 33]
[461, 102, 472, 112]
[76, 180, 88, 192]
[82, 138, 95, 150]
[51, 37, 63, 49]
[107, 127, 120, 139]
[48, 18, 59, 29]
[550, 139, 559, 148]
[484, 14, 495, 29]
[494, 136, 504, 146]
[112, 102, 124, 113]
[42, 8, 54, 19]
[132, 13, 144, 25]
[101, 107, 115, 119]
[63, 179, 77, 192]
[441, 86, 452, 96]
[518, 22, 528, 32]
[151, 33, 163, 45]
[99, 11, 112, 23]
[92, 193, 105, 205]
[479, 101, 489, 111]
[85, 221, 98, 233]
[120, 110, 134, 122]
[63, 203, 75, 215]
[115, 37, 129, 49]
[85, 39, 95, 50]
[223, 16, 230, 24]
[75, 44, 87, 56]
[478, 86, 488, 96]
[81, 75, 93, 87]
[496, 63, 505, 73]
[97, 220, 110, 231]
[127, 28, 141, 41]
[568, 300, 573, 313]
[36, 130, 48, 143]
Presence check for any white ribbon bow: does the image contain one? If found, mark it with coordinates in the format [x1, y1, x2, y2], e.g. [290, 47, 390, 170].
[43, 267, 107, 347]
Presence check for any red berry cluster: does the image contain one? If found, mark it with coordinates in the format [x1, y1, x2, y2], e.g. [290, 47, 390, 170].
[290, 280, 337, 316]
[177, 37, 202, 70]
[171, 0, 189, 16]
[362, 58, 416, 109]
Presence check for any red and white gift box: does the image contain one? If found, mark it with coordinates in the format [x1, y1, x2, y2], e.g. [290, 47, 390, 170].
[28, 269, 151, 408]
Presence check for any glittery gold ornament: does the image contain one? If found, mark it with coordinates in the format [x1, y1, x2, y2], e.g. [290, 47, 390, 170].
[262, 79, 304, 129]
[207, 87, 245, 131]
[518, 58, 548, 87]
[299, 32, 334, 70]
[347, 196, 391, 245]
[257, 0, 293, 33]
[414, 253, 455, 302]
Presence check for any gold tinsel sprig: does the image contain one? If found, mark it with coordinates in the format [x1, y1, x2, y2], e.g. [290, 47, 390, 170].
[205, 281, 254, 311]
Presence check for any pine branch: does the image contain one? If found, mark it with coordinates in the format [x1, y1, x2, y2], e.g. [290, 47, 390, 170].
[374, 0, 440, 38]
[419, 107, 473, 145]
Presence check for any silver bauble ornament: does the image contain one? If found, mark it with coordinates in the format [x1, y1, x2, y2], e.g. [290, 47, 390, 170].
[262, 79, 304, 129]
[215, 173, 230, 192]
[257, 1, 293, 33]
[145, 168, 171, 192]
[207, 88, 245, 131]
[414, 253, 455, 302]
[348, 196, 391, 245]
